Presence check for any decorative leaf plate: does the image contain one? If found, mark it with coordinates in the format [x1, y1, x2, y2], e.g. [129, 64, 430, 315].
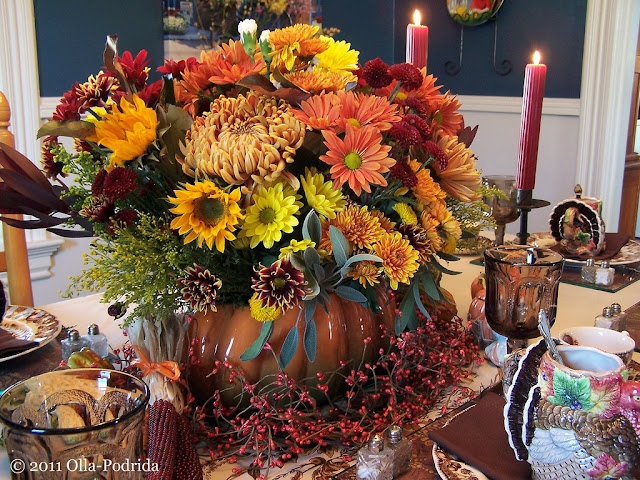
[0, 305, 60, 362]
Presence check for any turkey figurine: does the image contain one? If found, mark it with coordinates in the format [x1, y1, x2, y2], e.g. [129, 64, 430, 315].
[504, 340, 640, 479]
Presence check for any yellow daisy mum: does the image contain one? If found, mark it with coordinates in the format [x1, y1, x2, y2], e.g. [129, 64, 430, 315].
[374, 232, 420, 290]
[242, 183, 300, 248]
[279, 239, 316, 258]
[169, 181, 244, 252]
[249, 293, 282, 322]
[315, 36, 359, 73]
[90, 94, 158, 171]
[392, 203, 418, 225]
[301, 167, 346, 219]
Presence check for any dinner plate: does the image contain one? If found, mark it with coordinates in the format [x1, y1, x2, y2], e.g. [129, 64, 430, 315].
[432, 406, 489, 480]
[527, 232, 640, 266]
[0, 305, 61, 362]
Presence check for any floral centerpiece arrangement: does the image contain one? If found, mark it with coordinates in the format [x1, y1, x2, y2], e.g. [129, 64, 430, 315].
[0, 19, 486, 473]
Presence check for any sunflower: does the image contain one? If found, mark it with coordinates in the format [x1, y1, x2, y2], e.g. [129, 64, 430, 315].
[293, 93, 340, 130]
[315, 36, 359, 73]
[432, 135, 481, 202]
[335, 91, 401, 132]
[347, 261, 382, 287]
[179, 92, 306, 188]
[89, 94, 158, 171]
[374, 232, 420, 290]
[301, 167, 346, 219]
[242, 183, 300, 249]
[169, 181, 244, 252]
[268, 24, 328, 71]
[320, 124, 395, 196]
[407, 159, 446, 204]
[284, 69, 356, 93]
[320, 205, 385, 253]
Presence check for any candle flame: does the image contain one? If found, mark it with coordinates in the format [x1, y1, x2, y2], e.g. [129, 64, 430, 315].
[533, 51, 541, 65]
[413, 9, 421, 25]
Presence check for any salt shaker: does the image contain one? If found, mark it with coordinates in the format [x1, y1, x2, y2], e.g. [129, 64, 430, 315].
[609, 303, 628, 332]
[61, 329, 90, 361]
[357, 434, 393, 480]
[595, 260, 614, 286]
[580, 258, 597, 283]
[83, 324, 108, 357]
[386, 425, 412, 477]
[595, 306, 617, 330]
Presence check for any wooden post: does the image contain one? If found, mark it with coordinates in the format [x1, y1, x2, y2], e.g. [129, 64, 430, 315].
[0, 91, 34, 306]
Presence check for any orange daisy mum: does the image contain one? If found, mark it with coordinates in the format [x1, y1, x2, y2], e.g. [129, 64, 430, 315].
[407, 159, 446, 204]
[335, 91, 401, 132]
[347, 261, 382, 287]
[320, 124, 395, 196]
[293, 93, 340, 130]
[432, 135, 481, 202]
[374, 232, 420, 290]
[430, 91, 464, 138]
[320, 205, 385, 254]
[283, 69, 356, 94]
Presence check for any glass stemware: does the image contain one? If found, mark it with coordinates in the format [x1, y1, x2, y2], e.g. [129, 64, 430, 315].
[482, 175, 520, 246]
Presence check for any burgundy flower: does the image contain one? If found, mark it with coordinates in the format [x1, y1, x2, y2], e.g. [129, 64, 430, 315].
[177, 264, 222, 313]
[107, 209, 138, 235]
[104, 50, 150, 91]
[402, 97, 429, 116]
[91, 169, 108, 196]
[52, 95, 82, 121]
[403, 114, 431, 141]
[362, 58, 392, 88]
[424, 140, 448, 170]
[389, 159, 418, 189]
[74, 139, 94, 154]
[397, 223, 433, 262]
[102, 167, 138, 201]
[79, 195, 115, 223]
[158, 57, 200, 81]
[137, 79, 163, 107]
[40, 136, 66, 179]
[388, 63, 423, 91]
[252, 258, 307, 312]
[71, 73, 117, 111]
[389, 121, 421, 148]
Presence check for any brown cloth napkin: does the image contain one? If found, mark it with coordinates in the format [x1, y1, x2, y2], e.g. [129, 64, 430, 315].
[551, 232, 630, 261]
[0, 327, 38, 358]
[428, 392, 531, 480]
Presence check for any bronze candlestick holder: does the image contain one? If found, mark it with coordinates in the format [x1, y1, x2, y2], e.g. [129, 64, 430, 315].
[515, 189, 550, 245]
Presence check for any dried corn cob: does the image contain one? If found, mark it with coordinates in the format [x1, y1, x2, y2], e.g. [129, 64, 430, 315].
[174, 413, 203, 480]
[147, 399, 178, 480]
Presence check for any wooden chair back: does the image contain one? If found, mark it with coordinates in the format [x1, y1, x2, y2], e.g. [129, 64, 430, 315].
[0, 90, 34, 306]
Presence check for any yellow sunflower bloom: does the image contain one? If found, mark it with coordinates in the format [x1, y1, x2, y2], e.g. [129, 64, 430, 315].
[301, 167, 346, 219]
[315, 36, 359, 73]
[374, 232, 420, 290]
[249, 293, 282, 322]
[242, 183, 300, 248]
[279, 239, 316, 258]
[169, 181, 244, 252]
[91, 94, 158, 171]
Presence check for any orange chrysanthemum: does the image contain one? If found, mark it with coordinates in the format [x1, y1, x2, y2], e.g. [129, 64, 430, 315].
[176, 42, 265, 116]
[347, 261, 381, 287]
[319, 205, 385, 254]
[420, 211, 444, 253]
[374, 232, 420, 290]
[179, 92, 306, 188]
[369, 209, 396, 233]
[426, 199, 462, 241]
[407, 159, 446, 204]
[432, 135, 481, 202]
[268, 24, 328, 70]
[293, 93, 340, 130]
[320, 124, 395, 196]
[283, 69, 356, 93]
[430, 91, 464, 138]
[380, 70, 442, 110]
[335, 91, 401, 132]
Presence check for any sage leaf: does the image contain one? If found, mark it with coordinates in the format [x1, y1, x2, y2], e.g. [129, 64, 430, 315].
[240, 321, 274, 361]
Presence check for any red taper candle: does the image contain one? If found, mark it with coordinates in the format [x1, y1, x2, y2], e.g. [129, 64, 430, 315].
[406, 10, 428, 70]
[516, 51, 547, 190]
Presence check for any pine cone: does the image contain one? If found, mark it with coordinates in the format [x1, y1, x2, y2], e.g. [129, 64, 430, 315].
[147, 399, 178, 480]
[174, 414, 203, 480]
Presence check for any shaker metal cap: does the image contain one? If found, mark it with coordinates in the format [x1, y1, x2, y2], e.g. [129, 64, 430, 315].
[602, 306, 613, 317]
[585, 258, 595, 267]
[68, 329, 80, 341]
[610, 303, 622, 314]
[88, 324, 100, 335]
[368, 434, 385, 453]
[601, 260, 610, 269]
[388, 425, 403, 443]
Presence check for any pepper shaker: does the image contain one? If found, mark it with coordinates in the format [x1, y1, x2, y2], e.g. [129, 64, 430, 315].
[83, 324, 108, 358]
[386, 425, 412, 477]
[61, 329, 90, 361]
[357, 434, 393, 480]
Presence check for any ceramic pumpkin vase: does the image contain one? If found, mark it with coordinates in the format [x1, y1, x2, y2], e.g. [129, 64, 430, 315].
[187, 289, 396, 405]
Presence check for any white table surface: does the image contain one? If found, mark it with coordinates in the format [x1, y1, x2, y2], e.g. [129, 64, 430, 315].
[2, 238, 640, 478]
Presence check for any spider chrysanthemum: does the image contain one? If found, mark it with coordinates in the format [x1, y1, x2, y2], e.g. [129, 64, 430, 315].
[169, 180, 244, 252]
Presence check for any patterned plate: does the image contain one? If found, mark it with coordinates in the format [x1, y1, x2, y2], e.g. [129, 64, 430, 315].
[432, 406, 489, 480]
[527, 232, 640, 266]
[0, 305, 60, 362]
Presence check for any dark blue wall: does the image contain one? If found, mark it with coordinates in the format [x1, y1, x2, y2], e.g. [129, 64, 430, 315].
[34, 0, 164, 98]
[323, 0, 586, 98]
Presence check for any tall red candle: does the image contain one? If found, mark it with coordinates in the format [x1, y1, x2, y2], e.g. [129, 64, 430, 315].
[516, 51, 547, 190]
[406, 10, 428, 70]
